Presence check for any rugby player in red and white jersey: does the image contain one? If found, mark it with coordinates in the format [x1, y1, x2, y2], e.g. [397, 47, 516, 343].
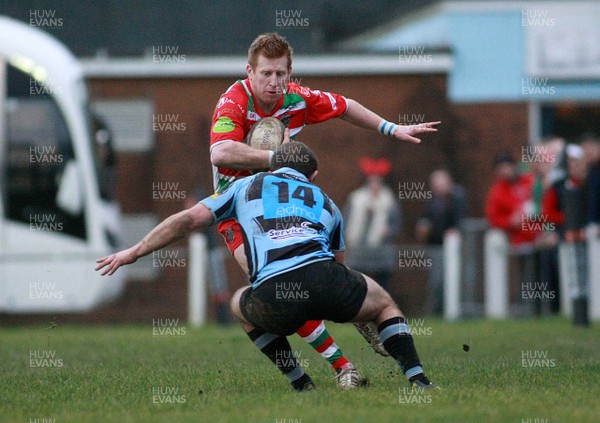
[209, 32, 440, 390]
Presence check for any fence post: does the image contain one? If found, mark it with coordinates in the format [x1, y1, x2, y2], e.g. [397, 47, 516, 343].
[484, 229, 509, 318]
[188, 233, 208, 327]
[557, 243, 573, 317]
[444, 230, 461, 321]
[587, 226, 600, 321]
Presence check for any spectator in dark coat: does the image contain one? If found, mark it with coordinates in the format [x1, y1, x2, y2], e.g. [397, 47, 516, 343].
[543, 144, 590, 325]
[415, 169, 466, 315]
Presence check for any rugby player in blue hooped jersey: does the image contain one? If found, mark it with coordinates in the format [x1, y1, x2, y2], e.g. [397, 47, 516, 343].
[96, 142, 437, 392]
[211, 33, 440, 385]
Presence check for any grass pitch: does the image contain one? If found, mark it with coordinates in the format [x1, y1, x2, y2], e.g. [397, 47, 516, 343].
[1, 318, 598, 422]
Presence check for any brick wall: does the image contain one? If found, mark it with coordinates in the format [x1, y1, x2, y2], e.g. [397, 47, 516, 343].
[1, 74, 529, 324]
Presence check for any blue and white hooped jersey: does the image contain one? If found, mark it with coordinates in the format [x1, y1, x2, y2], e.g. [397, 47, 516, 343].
[200, 167, 345, 287]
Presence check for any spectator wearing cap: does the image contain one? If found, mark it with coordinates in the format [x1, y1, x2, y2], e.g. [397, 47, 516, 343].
[542, 144, 591, 325]
[543, 144, 589, 242]
[343, 157, 402, 292]
[415, 169, 467, 315]
[581, 135, 600, 230]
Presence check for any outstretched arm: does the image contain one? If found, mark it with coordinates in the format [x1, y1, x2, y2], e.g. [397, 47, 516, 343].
[340, 98, 440, 144]
[95, 203, 215, 276]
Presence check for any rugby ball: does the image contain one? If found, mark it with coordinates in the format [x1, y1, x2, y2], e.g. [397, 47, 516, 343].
[247, 117, 285, 151]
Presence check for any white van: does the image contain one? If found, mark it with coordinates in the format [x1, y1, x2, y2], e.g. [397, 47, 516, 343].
[0, 16, 125, 313]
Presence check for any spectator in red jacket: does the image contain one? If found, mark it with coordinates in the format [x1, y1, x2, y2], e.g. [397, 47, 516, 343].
[485, 151, 536, 246]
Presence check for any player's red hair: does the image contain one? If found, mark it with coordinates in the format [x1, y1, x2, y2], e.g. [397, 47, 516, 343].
[248, 32, 293, 69]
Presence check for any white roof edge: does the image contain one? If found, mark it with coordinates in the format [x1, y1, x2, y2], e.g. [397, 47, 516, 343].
[81, 54, 452, 79]
[442, 1, 598, 12]
[337, 1, 597, 51]
[336, 3, 447, 51]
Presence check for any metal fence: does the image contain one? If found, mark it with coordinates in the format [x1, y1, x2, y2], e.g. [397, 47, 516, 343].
[443, 219, 600, 322]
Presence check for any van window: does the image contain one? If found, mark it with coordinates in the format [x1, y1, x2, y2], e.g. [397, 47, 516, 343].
[5, 64, 86, 239]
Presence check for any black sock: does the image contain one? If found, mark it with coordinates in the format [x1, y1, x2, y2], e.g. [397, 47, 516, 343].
[378, 317, 427, 382]
[247, 329, 308, 388]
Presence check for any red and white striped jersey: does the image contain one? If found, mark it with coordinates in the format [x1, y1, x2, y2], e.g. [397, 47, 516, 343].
[210, 78, 348, 192]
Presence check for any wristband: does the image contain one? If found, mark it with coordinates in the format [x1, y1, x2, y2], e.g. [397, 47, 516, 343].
[378, 120, 397, 137]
